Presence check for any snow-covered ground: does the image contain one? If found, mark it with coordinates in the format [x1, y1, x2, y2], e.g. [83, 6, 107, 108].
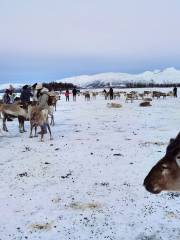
[0, 90, 180, 240]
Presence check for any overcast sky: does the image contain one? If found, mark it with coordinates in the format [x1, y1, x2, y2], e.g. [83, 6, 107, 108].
[0, 0, 180, 83]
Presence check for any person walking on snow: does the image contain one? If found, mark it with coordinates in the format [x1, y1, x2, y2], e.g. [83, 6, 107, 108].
[2, 89, 11, 104]
[173, 86, 177, 98]
[109, 87, 114, 100]
[20, 85, 33, 104]
[65, 89, 70, 102]
[72, 87, 77, 101]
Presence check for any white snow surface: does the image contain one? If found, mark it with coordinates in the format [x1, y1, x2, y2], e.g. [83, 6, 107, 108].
[0, 89, 180, 239]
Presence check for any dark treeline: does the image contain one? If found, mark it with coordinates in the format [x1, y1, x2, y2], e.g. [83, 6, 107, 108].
[1, 81, 180, 93]
[0, 82, 76, 93]
[43, 82, 75, 91]
[125, 82, 180, 88]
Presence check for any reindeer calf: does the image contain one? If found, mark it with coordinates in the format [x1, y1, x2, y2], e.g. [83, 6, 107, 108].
[29, 106, 53, 142]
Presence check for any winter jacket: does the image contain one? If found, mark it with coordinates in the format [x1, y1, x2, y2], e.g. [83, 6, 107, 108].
[20, 88, 33, 103]
[33, 89, 38, 101]
[65, 91, 69, 97]
[38, 88, 49, 110]
[3, 93, 11, 104]
[72, 88, 77, 95]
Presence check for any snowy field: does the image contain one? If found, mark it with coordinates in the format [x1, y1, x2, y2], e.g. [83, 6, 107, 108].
[0, 89, 180, 240]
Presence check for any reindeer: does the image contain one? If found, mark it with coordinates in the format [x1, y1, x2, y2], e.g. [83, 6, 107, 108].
[139, 101, 151, 107]
[144, 132, 180, 194]
[113, 92, 121, 100]
[29, 106, 53, 141]
[48, 93, 59, 111]
[92, 92, 98, 100]
[125, 93, 134, 103]
[48, 105, 55, 126]
[0, 103, 29, 133]
[144, 91, 152, 96]
[84, 92, 90, 101]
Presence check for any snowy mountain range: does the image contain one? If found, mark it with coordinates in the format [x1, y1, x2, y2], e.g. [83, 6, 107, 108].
[57, 67, 180, 88]
[1, 67, 180, 90]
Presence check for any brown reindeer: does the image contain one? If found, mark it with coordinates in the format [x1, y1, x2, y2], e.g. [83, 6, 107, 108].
[29, 106, 53, 141]
[48, 93, 59, 112]
[139, 101, 151, 107]
[84, 92, 90, 101]
[144, 132, 180, 194]
[0, 103, 29, 133]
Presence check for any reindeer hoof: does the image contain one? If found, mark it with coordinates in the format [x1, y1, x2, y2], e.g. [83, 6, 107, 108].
[29, 135, 33, 138]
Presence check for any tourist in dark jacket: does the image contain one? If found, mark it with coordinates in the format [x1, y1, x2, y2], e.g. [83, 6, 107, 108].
[72, 87, 77, 101]
[173, 86, 177, 98]
[20, 85, 33, 103]
[103, 89, 108, 100]
[3, 89, 11, 104]
[109, 87, 114, 100]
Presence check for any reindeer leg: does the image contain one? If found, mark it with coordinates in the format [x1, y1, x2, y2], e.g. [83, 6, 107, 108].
[40, 126, 44, 142]
[22, 118, 26, 132]
[34, 126, 38, 137]
[50, 115, 55, 126]
[47, 123, 53, 140]
[3, 115, 8, 132]
[29, 123, 34, 138]
[52, 115, 55, 126]
[18, 116, 24, 133]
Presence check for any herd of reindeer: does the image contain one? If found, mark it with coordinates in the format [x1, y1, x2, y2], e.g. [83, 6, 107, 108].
[0, 92, 59, 141]
[82, 89, 174, 102]
[0, 88, 180, 194]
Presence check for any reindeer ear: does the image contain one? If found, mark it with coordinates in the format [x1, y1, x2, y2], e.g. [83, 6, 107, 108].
[175, 132, 180, 142]
[167, 138, 175, 152]
[175, 153, 180, 167]
[169, 138, 175, 144]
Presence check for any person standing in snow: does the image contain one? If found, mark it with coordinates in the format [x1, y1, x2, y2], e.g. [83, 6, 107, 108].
[72, 87, 77, 101]
[20, 85, 33, 104]
[103, 89, 108, 100]
[2, 89, 11, 104]
[109, 87, 114, 100]
[65, 89, 70, 102]
[173, 86, 177, 98]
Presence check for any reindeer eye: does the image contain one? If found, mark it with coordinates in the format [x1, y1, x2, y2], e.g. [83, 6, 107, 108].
[177, 155, 180, 159]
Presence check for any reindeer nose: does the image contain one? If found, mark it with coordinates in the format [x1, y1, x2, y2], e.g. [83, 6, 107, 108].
[143, 179, 161, 194]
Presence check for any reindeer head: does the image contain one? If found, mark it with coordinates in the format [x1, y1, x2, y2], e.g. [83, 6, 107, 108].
[144, 133, 180, 194]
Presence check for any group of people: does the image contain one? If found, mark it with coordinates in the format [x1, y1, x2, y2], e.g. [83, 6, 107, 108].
[103, 87, 114, 100]
[65, 87, 78, 102]
[2, 83, 50, 108]
[2, 83, 52, 134]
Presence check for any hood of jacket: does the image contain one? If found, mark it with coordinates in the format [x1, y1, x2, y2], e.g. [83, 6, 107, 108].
[40, 87, 49, 94]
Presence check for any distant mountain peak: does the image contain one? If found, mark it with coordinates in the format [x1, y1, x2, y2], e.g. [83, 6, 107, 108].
[56, 67, 180, 87]
[0, 67, 180, 90]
